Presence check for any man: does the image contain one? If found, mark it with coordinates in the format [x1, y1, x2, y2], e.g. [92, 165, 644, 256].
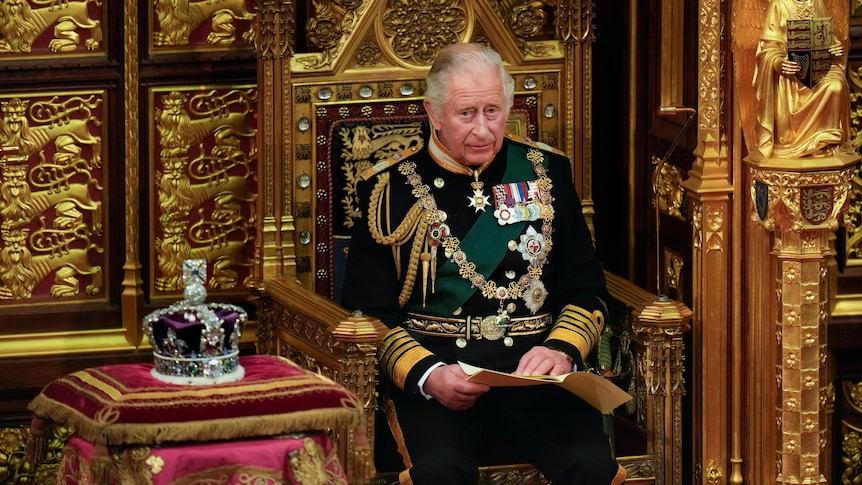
[341, 42, 625, 485]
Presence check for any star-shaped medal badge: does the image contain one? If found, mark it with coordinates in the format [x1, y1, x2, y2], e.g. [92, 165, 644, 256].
[468, 189, 491, 212]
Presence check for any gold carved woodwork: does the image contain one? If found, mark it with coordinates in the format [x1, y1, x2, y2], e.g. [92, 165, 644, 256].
[687, 1, 731, 481]
[150, 0, 256, 51]
[0, 94, 105, 302]
[750, 160, 858, 484]
[842, 63, 862, 266]
[0, 0, 105, 56]
[253, 0, 298, 281]
[842, 430, 862, 485]
[662, 247, 684, 302]
[0, 423, 71, 483]
[840, 381, 862, 484]
[632, 294, 693, 485]
[150, 87, 258, 296]
[653, 157, 686, 221]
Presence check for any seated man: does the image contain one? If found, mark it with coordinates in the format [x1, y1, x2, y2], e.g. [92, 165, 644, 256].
[341, 42, 625, 485]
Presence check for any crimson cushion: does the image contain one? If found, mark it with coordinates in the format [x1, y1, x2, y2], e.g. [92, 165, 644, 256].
[28, 355, 361, 445]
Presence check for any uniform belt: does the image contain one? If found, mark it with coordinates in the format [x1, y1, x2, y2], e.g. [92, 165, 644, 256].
[405, 312, 552, 344]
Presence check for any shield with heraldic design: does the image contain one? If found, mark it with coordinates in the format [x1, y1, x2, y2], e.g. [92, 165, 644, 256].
[801, 186, 834, 225]
[755, 181, 769, 221]
[787, 17, 834, 88]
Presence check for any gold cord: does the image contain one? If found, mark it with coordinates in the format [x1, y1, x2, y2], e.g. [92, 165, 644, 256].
[365, 172, 429, 307]
[367, 173, 424, 246]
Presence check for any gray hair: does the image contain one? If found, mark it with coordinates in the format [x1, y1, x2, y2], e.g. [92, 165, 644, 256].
[424, 43, 515, 119]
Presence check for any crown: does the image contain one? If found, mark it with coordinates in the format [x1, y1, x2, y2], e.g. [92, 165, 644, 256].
[143, 259, 247, 385]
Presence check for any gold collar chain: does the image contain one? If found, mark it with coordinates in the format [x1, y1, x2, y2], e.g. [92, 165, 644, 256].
[397, 148, 554, 317]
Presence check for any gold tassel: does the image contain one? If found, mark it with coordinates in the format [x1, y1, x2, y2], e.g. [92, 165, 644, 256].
[27, 416, 48, 465]
[430, 246, 437, 294]
[91, 436, 113, 485]
[420, 252, 430, 308]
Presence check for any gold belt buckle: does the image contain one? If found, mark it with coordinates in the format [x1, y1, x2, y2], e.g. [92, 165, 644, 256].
[479, 315, 506, 341]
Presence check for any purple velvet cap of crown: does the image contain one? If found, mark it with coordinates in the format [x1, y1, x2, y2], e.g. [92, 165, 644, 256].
[150, 307, 240, 357]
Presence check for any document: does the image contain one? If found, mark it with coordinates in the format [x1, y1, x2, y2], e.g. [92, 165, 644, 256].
[459, 362, 632, 414]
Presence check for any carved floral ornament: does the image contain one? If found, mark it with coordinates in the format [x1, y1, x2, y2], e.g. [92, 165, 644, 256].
[381, 0, 468, 65]
[299, 0, 570, 69]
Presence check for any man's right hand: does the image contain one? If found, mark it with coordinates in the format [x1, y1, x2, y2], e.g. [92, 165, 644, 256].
[423, 364, 490, 411]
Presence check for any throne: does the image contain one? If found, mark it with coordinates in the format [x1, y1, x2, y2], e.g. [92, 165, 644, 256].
[250, 2, 689, 484]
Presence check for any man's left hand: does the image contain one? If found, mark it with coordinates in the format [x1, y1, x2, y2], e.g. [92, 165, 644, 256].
[513, 345, 573, 376]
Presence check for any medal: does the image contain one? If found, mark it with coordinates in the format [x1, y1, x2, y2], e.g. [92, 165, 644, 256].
[467, 172, 491, 212]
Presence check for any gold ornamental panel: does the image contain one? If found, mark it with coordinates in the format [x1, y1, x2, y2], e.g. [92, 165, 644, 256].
[843, 62, 862, 266]
[148, 85, 257, 298]
[0, 0, 106, 59]
[149, 0, 256, 55]
[0, 92, 106, 304]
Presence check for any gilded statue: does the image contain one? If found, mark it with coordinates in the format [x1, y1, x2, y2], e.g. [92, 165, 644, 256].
[749, 0, 851, 160]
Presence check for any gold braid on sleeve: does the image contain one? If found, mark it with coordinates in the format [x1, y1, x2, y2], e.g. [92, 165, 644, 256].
[366, 172, 430, 307]
[546, 305, 605, 361]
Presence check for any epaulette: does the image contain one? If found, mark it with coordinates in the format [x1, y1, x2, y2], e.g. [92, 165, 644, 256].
[359, 142, 425, 181]
[505, 134, 567, 157]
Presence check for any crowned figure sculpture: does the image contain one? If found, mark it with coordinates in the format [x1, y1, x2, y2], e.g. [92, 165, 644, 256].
[144, 259, 246, 385]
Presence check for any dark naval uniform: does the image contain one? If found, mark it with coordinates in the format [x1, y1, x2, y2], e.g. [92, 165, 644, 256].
[341, 134, 620, 485]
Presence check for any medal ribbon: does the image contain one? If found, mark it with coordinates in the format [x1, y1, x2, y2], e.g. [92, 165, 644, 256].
[418, 143, 547, 316]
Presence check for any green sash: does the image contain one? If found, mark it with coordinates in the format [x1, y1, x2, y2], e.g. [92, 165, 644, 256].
[418, 142, 547, 315]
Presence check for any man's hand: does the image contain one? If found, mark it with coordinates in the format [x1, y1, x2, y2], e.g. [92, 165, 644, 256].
[514, 345, 573, 377]
[829, 42, 844, 58]
[423, 364, 490, 411]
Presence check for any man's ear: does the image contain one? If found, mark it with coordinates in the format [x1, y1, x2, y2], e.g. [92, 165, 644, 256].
[424, 98, 442, 131]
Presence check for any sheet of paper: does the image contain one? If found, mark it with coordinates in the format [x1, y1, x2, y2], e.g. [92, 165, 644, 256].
[459, 361, 632, 414]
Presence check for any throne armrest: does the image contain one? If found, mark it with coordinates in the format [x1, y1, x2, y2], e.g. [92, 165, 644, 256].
[248, 276, 388, 485]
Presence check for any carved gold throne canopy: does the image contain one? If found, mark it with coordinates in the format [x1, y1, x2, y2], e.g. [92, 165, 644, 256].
[277, 0, 578, 292]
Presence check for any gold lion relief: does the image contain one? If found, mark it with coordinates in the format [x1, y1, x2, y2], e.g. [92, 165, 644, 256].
[153, 0, 255, 48]
[0, 0, 103, 54]
[0, 95, 104, 301]
[153, 88, 257, 293]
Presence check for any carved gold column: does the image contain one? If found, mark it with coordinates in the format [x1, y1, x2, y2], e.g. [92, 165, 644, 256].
[556, 0, 594, 234]
[253, 1, 298, 280]
[683, 0, 734, 482]
[748, 156, 857, 484]
[634, 296, 692, 485]
[122, 0, 144, 346]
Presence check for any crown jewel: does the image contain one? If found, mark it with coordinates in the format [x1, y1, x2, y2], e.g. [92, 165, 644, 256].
[144, 259, 246, 385]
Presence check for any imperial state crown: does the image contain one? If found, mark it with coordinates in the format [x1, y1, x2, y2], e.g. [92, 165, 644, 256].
[143, 259, 246, 385]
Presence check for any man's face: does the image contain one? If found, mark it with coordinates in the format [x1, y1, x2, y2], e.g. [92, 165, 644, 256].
[425, 69, 508, 167]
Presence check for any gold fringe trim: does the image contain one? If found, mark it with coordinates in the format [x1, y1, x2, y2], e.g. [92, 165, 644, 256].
[28, 395, 360, 446]
[91, 437, 113, 485]
[26, 416, 48, 464]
